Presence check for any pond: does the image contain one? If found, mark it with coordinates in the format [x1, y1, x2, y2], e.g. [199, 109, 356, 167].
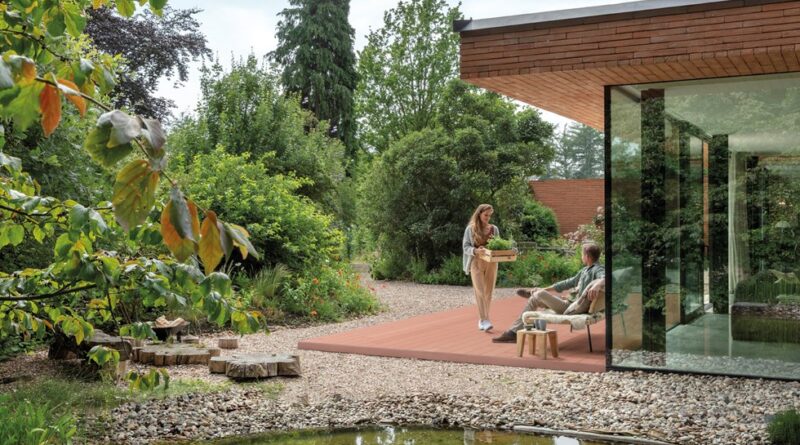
[198, 426, 619, 445]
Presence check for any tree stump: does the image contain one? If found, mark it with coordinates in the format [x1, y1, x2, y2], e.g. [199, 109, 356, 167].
[218, 337, 239, 349]
[207, 354, 301, 380]
[208, 356, 228, 374]
[134, 344, 217, 366]
[151, 317, 189, 342]
[181, 335, 200, 344]
[48, 329, 132, 361]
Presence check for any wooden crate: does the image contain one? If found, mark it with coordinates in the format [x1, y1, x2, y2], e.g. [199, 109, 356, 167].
[477, 249, 517, 263]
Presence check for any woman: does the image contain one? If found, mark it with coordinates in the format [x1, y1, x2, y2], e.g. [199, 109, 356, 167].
[463, 204, 499, 332]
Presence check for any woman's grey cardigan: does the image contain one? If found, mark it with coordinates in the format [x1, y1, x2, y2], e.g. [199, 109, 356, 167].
[462, 224, 500, 275]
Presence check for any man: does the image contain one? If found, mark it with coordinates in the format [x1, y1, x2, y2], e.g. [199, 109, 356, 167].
[492, 242, 605, 343]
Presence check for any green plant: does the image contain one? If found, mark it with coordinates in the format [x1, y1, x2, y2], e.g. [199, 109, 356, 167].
[415, 254, 470, 285]
[0, 399, 76, 445]
[768, 409, 800, 445]
[486, 237, 513, 250]
[176, 148, 344, 271]
[281, 264, 379, 321]
[519, 200, 559, 242]
[1, 0, 266, 375]
[250, 264, 291, 309]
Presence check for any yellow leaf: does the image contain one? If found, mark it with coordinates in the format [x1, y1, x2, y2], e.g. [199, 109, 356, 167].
[39, 83, 61, 137]
[57, 79, 86, 117]
[199, 210, 224, 275]
[112, 160, 160, 230]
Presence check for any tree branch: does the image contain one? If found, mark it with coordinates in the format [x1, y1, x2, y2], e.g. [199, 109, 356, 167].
[0, 285, 97, 302]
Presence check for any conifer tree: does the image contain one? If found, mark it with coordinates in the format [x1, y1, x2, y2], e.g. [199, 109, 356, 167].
[271, 0, 358, 161]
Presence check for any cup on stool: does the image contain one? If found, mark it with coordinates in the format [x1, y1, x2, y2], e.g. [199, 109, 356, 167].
[534, 319, 547, 331]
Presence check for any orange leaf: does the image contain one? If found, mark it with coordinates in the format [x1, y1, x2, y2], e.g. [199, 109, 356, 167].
[39, 84, 61, 137]
[160, 189, 200, 262]
[58, 79, 87, 117]
[199, 210, 224, 275]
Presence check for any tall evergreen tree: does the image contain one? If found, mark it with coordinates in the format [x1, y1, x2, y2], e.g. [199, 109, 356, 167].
[270, 0, 358, 161]
[547, 122, 604, 178]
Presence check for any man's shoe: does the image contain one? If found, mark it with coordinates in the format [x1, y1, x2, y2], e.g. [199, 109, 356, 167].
[481, 320, 493, 331]
[516, 289, 531, 299]
[492, 331, 516, 343]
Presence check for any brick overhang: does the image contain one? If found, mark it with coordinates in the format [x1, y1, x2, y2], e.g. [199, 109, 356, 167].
[456, 0, 800, 129]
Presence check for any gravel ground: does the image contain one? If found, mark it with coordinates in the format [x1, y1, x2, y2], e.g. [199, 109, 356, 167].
[4, 278, 800, 444]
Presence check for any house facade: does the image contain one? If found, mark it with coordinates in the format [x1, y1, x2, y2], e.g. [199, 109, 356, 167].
[456, 0, 800, 380]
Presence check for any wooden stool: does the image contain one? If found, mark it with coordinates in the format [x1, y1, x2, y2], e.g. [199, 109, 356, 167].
[516, 329, 559, 359]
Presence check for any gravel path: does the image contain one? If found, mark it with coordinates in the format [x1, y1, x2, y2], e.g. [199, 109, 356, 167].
[4, 279, 800, 444]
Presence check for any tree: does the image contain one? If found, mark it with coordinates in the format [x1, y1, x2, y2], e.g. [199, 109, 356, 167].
[355, 0, 460, 153]
[169, 55, 347, 221]
[85, 6, 210, 119]
[547, 122, 604, 179]
[360, 80, 555, 273]
[270, 0, 358, 160]
[1, 0, 262, 375]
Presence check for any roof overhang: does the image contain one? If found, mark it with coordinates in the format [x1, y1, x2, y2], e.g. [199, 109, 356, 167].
[457, 0, 800, 129]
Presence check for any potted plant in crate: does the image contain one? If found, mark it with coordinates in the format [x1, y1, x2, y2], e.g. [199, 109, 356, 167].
[478, 237, 517, 263]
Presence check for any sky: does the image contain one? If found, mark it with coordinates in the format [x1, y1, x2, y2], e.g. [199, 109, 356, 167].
[155, 0, 639, 128]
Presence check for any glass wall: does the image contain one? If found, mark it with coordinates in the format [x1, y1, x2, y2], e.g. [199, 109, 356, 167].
[608, 73, 800, 379]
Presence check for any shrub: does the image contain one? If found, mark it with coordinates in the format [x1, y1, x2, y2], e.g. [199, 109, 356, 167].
[281, 264, 380, 321]
[175, 148, 344, 270]
[768, 409, 800, 445]
[416, 254, 471, 285]
[497, 249, 582, 288]
[519, 200, 559, 242]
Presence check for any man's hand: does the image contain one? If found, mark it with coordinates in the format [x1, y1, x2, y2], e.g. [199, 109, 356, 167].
[586, 278, 605, 301]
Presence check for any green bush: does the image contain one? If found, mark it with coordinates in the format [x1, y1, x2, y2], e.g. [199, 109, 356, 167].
[497, 249, 582, 288]
[768, 409, 800, 445]
[281, 264, 380, 321]
[175, 148, 344, 270]
[519, 200, 559, 242]
[415, 254, 471, 285]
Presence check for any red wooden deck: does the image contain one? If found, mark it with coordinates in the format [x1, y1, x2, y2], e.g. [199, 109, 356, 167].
[298, 296, 606, 372]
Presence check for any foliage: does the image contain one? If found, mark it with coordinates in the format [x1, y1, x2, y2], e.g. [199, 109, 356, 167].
[0, 0, 263, 381]
[175, 148, 343, 270]
[545, 122, 604, 179]
[519, 200, 559, 242]
[247, 263, 291, 314]
[271, 0, 358, 159]
[281, 263, 379, 321]
[169, 56, 348, 221]
[411, 254, 470, 285]
[360, 80, 554, 277]
[496, 249, 582, 288]
[85, 6, 210, 119]
[0, 398, 76, 445]
[768, 409, 800, 445]
[486, 237, 513, 250]
[355, 0, 460, 153]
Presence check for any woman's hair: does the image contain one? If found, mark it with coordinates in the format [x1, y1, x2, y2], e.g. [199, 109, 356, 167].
[469, 204, 494, 246]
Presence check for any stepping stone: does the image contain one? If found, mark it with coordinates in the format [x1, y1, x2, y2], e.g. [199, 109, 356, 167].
[218, 337, 239, 349]
[208, 353, 301, 380]
[135, 344, 220, 366]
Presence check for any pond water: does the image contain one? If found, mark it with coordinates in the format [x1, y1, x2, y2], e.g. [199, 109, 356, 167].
[200, 426, 617, 445]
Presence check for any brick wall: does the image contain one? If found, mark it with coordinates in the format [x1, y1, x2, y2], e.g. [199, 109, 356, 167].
[529, 178, 604, 234]
[459, 0, 800, 129]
